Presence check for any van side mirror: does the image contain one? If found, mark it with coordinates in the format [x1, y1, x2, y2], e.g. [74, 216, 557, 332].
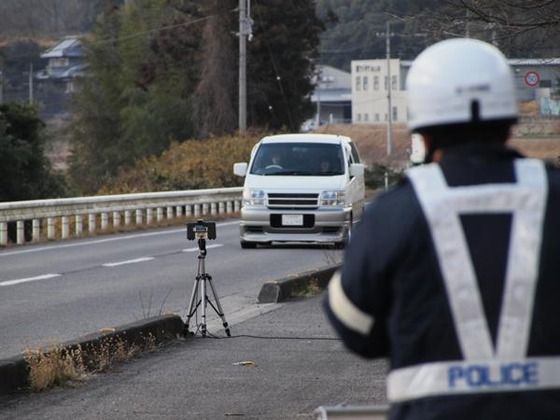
[350, 163, 365, 177]
[233, 162, 248, 177]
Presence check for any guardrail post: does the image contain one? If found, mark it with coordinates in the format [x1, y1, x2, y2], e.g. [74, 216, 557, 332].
[0, 222, 7, 245]
[211, 203, 217, 215]
[88, 214, 96, 234]
[226, 201, 233, 213]
[234, 200, 241, 212]
[186, 204, 192, 217]
[47, 217, 55, 240]
[61, 216, 69, 239]
[219, 202, 225, 214]
[146, 208, 153, 225]
[32, 219, 40, 242]
[167, 206, 173, 220]
[16, 221, 24, 245]
[202, 203, 209, 215]
[194, 204, 200, 217]
[101, 213, 108, 230]
[176, 205, 183, 218]
[136, 209, 143, 225]
[124, 210, 132, 226]
[113, 211, 120, 229]
[157, 207, 163, 222]
[75, 215, 83, 237]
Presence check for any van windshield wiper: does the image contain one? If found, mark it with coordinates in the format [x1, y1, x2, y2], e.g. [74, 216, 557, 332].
[317, 171, 343, 176]
[265, 170, 316, 176]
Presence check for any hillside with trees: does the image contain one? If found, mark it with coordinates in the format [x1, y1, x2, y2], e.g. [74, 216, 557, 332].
[317, 0, 560, 71]
[68, 0, 323, 194]
[0, 0, 109, 39]
[2, 0, 560, 200]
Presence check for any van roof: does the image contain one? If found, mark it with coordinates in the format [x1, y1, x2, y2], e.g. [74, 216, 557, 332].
[259, 133, 352, 145]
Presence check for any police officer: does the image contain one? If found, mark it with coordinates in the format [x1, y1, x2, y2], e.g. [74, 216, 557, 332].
[324, 38, 560, 419]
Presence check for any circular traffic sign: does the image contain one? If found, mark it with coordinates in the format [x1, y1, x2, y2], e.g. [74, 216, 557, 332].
[524, 71, 540, 87]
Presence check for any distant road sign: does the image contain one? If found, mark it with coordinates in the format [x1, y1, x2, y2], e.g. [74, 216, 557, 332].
[524, 71, 541, 87]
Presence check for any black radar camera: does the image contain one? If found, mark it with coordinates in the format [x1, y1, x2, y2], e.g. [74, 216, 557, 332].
[186, 220, 217, 241]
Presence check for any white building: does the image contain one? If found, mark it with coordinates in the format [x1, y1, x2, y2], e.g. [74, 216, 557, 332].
[351, 59, 408, 125]
[352, 57, 560, 123]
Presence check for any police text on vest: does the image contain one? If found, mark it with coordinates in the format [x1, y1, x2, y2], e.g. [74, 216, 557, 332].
[448, 362, 538, 389]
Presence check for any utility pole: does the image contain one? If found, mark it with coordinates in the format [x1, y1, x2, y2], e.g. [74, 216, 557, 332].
[386, 21, 393, 157]
[239, 0, 252, 133]
[316, 68, 321, 127]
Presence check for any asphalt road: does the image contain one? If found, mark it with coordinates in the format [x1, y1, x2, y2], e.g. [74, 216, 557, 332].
[0, 219, 343, 359]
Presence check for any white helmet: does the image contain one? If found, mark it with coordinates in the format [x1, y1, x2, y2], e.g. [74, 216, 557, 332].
[406, 38, 518, 132]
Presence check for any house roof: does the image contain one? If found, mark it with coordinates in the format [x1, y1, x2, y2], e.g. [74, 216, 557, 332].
[315, 65, 351, 90]
[311, 65, 352, 103]
[41, 36, 83, 59]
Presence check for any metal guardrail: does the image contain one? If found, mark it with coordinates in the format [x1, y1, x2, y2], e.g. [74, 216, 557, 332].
[0, 187, 243, 246]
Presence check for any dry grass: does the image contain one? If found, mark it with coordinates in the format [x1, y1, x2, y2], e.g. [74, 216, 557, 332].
[316, 122, 560, 167]
[24, 346, 87, 392]
[23, 332, 158, 392]
[316, 123, 412, 169]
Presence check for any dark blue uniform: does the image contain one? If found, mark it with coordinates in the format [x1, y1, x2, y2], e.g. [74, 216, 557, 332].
[325, 144, 560, 419]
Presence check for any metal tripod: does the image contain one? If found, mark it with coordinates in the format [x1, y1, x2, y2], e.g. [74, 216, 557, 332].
[185, 239, 231, 337]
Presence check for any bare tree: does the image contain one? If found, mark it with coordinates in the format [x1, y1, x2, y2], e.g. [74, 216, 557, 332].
[192, 0, 237, 137]
[431, 1, 560, 56]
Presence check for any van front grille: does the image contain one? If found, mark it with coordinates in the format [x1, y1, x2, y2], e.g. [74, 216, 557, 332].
[267, 193, 318, 209]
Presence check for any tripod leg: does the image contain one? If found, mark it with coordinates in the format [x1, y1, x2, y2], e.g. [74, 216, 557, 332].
[206, 275, 231, 337]
[201, 274, 207, 337]
[184, 276, 200, 335]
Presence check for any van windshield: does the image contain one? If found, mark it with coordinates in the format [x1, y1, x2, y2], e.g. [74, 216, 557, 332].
[250, 142, 344, 176]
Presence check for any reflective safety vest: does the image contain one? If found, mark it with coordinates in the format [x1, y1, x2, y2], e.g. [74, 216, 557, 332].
[388, 158, 559, 403]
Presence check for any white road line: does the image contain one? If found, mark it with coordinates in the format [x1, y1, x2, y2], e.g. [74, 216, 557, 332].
[0, 273, 61, 287]
[0, 220, 239, 257]
[102, 257, 155, 267]
[182, 244, 224, 253]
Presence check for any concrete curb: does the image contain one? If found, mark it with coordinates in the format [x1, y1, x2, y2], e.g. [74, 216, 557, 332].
[0, 314, 184, 396]
[257, 264, 340, 303]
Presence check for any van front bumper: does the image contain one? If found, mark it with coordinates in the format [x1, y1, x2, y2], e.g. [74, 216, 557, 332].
[239, 207, 351, 244]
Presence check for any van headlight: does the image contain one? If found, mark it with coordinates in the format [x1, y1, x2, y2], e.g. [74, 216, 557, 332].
[320, 190, 345, 207]
[243, 189, 266, 207]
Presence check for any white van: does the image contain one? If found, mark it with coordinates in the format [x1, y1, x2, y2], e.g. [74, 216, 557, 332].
[233, 134, 365, 248]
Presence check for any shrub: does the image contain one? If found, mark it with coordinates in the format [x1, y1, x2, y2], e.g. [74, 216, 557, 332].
[98, 133, 262, 194]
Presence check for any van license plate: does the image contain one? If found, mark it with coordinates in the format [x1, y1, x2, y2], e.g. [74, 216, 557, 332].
[282, 215, 303, 226]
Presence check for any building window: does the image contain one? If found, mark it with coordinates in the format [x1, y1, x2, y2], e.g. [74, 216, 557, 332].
[374, 76, 379, 91]
[384, 113, 388, 121]
[356, 76, 361, 91]
[357, 113, 362, 122]
[384, 76, 388, 90]
[364, 113, 369, 122]
[375, 113, 379, 122]
[392, 75, 398, 90]
[363, 76, 368, 91]
[392, 106, 398, 121]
